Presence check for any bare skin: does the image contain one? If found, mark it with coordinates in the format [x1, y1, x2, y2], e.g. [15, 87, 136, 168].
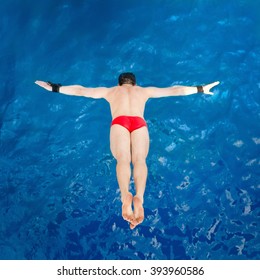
[35, 79, 219, 229]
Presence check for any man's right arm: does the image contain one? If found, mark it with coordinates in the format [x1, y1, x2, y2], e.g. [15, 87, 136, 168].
[35, 81, 109, 99]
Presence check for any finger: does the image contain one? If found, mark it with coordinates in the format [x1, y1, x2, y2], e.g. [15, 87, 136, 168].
[210, 81, 220, 87]
[35, 81, 45, 86]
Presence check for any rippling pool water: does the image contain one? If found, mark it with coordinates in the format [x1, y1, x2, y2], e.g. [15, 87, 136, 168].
[0, 0, 259, 259]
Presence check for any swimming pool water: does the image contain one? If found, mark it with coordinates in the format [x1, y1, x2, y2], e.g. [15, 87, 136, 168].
[0, 0, 259, 259]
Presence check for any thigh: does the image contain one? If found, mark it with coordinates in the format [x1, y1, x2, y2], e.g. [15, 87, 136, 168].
[110, 125, 131, 161]
[131, 126, 150, 162]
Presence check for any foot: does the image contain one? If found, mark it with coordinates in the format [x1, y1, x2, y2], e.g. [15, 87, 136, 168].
[122, 192, 135, 224]
[130, 196, 144, 230]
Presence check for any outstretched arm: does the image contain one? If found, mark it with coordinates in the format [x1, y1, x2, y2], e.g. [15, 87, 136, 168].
[35, 81, 109, 99]
[146, 81, 220, 98]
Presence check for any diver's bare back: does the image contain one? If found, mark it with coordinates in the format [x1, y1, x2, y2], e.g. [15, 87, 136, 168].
[106, 85, 149, 119]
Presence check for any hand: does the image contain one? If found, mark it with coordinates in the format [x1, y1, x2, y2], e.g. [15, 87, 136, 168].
[203, 81, 220, 95]
[35, 80, 52, 91]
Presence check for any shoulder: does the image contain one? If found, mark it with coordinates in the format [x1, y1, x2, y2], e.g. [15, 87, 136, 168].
[97, 86, 117, 95]
[133, 85, 152, 92]
[102, 86, 118, 101]
[138, 86, 157, 98]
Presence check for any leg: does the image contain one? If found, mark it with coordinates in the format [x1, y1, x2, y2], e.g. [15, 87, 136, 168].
[130, 126, 150, 229]
[110, 125, 133, 223]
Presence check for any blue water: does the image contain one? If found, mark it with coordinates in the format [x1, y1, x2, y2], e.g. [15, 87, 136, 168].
[0, 0, 259, 260]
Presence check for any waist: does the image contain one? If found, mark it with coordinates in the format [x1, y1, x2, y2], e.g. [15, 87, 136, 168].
[112, 115, 146, 122]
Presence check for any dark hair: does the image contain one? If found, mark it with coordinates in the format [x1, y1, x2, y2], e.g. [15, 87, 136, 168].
[118, 72, 136, 86]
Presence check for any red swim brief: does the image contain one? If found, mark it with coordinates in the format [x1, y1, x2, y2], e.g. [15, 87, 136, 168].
[111, 116, 147, 133]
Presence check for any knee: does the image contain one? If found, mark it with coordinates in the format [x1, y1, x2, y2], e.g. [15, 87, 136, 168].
[132, 155, 146, 166]
[116, 153, 131, 165]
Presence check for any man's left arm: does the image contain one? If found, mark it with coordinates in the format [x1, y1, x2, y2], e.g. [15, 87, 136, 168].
[146, 81, 220, 98]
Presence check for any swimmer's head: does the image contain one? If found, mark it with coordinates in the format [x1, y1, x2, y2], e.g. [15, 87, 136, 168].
[118, 72, 136, 86]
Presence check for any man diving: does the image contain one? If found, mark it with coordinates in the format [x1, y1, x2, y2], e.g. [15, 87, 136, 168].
[35, 73, 219, 229]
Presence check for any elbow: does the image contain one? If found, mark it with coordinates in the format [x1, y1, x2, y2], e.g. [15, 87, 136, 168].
[75, 85, 88, 96]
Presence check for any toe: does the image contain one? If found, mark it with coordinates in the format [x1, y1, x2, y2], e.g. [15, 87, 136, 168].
[136, 217, 144, 224]
[130, 223, 136, 230]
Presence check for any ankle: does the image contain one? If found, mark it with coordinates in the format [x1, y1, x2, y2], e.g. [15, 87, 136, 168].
[134, 194, 144, 204]
[121, 191, 132, 203]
